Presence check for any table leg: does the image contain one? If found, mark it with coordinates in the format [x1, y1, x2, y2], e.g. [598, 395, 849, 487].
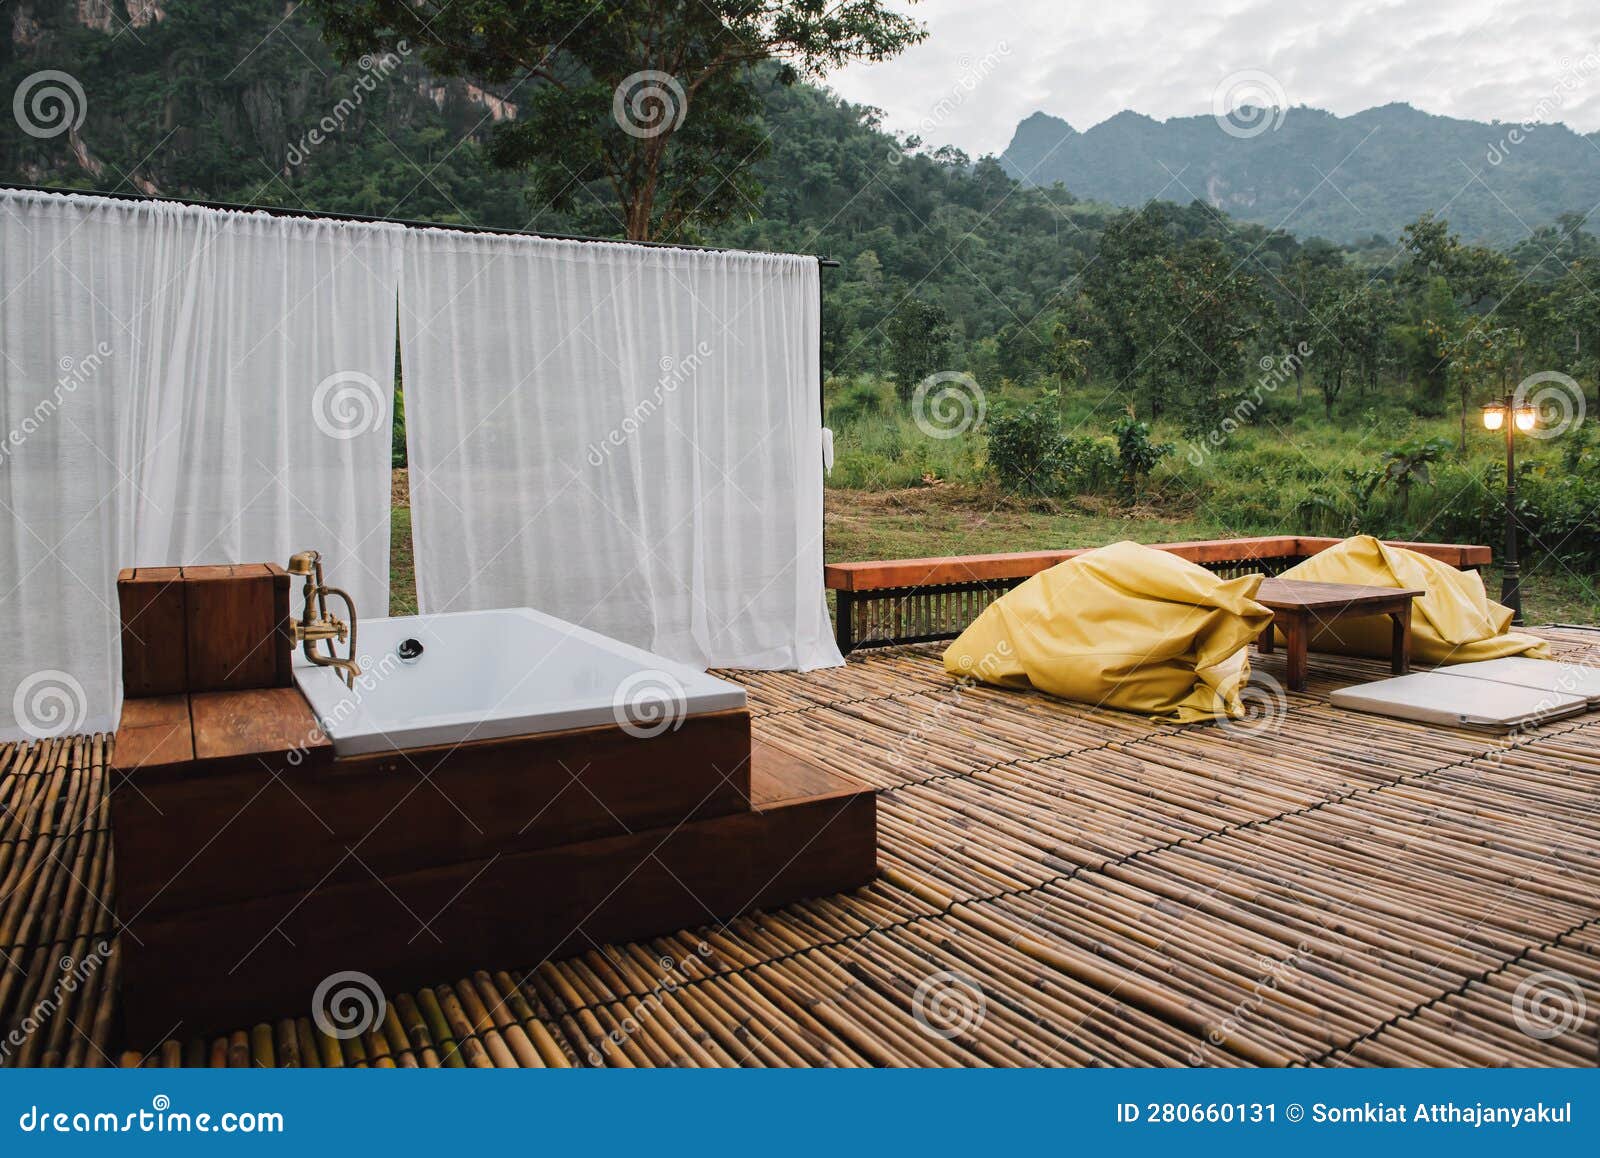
[1390, 604, 1412, 675]
[1258, 620, 1274, 654]
[1283, 612, 1309, 692]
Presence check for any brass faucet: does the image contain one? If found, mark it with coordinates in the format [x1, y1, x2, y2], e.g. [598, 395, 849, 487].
[285, 549, 361, 687]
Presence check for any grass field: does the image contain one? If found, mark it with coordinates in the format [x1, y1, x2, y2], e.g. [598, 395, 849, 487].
[388, 471, 1600, 626]
[382, 370, 1600, 626]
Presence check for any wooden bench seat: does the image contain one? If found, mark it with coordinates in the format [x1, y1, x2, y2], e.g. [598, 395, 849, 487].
[825, 535, 1491, 653]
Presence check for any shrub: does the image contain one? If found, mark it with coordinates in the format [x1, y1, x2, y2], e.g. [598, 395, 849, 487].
[1059, 436, 1118, 495]
[985, 395, 1065, 496]
[826, 378, 889, 426]
[1113, 416, 1173, 501]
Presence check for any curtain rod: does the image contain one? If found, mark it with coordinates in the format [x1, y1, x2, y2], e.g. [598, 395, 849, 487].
[1, 183, 841, 268]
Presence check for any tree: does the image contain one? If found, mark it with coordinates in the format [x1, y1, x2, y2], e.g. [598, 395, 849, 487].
[1308, 263, 1361, 418]
[1276, 246, 1345, 402]
[886, 298, 952, 399]
[1127, 238, 1265, 430]
[1440, 322, 1525, 449]
[1346, 282, 1396, 397]
[306, 1, 924, 241]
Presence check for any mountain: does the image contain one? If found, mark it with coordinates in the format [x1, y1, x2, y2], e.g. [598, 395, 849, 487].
[1001, 103, 1600, 246]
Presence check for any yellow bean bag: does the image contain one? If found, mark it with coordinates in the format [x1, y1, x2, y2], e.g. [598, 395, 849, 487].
[942, 541, 1274, 722]
[1276, 535, 1550, 664]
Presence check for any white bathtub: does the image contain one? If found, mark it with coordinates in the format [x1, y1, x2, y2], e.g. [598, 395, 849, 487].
[293, 607, 748, 756]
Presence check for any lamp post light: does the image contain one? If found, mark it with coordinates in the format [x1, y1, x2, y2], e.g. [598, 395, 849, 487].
[1480, 396, 1537, 624]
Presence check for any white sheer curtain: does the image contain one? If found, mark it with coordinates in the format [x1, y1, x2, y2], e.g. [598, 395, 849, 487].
[0, 190, 400, 741]
[127, 207, 402, 616]
[400, 230, 840, 671]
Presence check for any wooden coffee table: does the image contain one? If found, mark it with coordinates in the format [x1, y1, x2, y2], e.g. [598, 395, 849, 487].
[1254, 578, 1426, 692]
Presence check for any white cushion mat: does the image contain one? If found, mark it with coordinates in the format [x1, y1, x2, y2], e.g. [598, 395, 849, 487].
[1436, 657, 1600, 706]
[1330, 671, 1588, 731]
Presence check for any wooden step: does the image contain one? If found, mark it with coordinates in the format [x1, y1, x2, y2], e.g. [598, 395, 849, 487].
[117, 741, 876, 1044]
[111, 691, 753, 919]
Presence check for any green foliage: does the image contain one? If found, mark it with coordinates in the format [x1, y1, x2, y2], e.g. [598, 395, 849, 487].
[303, 0, 924, 241]
[985, 395, 1068, 497]
[1058, 435, 1119, 494]
[885, 298, 953, 399]
[1112, 417, 1173, 501]
[826, 378, 890, 426]
[1378, 437, 1451, 510]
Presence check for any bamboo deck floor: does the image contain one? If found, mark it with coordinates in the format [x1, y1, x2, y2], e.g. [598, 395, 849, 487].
[3, 628, 1599, 1067]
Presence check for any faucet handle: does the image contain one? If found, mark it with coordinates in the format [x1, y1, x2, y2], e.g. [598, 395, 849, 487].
[286, 550, 319, 576]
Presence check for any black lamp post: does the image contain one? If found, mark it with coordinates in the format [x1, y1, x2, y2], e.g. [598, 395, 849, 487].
[1480, 396, 1537, 624]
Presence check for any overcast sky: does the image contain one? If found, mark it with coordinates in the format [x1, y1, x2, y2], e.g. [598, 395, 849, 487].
[827, 0, 1600, 156]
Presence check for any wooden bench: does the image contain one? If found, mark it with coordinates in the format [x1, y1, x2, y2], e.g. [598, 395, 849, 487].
[824, 535, 1491, 653]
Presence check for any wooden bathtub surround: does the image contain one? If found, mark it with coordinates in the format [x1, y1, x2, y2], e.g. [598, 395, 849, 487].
[112, 700, 752, 918]
[117, 563, 293, 696]
[120, 738, 874, 1043]
[110, 562, 876, 1043]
